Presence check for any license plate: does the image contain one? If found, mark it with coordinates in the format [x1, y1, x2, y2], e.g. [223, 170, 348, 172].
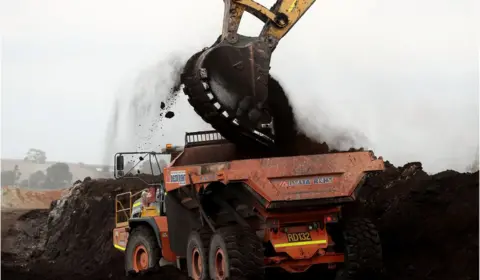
[286, 232, 312, 243]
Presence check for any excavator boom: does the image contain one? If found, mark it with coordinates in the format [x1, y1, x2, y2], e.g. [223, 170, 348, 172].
[223, 0, 316, 50]
[181, 0, 316, 151]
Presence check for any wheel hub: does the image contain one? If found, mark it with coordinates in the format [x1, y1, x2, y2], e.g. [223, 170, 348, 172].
[133, 245, 149, 272]
[192, 247, 203, 279]
[214, 248, 226, 280]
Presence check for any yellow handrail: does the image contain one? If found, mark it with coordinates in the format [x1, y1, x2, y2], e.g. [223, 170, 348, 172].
[114, 189, 149, 227]
[115, 192, 132, 227]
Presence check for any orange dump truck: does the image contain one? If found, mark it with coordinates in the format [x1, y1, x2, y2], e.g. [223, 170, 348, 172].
[113, 130, 385, 280]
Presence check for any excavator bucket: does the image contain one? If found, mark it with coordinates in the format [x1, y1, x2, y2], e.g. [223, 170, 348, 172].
[180, 0, 316, 150]
[181, 37, 275, 149]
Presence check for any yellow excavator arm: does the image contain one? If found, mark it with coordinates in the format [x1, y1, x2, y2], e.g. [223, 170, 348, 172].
[222, 0, 316, 50]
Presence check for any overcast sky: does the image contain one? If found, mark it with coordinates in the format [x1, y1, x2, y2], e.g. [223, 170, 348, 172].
[1, 0, 478, 173]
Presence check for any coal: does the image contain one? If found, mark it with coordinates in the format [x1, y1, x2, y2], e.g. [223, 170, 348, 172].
[358, 163, 479, 280]
[165, 111, 175, 119]
[1, 209, 50, 267]
[1, 175, 169, 280]
[268, 76, 334, 156]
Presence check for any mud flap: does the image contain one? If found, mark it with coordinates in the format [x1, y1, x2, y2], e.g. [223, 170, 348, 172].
[165, 192, 202, 256]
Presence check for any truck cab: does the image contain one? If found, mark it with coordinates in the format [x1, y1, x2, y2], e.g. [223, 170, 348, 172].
[112, 131, 226, 273]
[112, 148, 178, 273]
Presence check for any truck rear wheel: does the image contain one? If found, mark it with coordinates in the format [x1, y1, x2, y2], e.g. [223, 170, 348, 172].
[186, 229, 211, 280]
[208, 226, 264, 280]
[125, 225, 161, 273]
[336, 218, 384, 280]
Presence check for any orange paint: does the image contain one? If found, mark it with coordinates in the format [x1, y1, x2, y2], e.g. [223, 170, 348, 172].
[113, 227, 129, 251]
[165, 151, 384, 202]
[265, 253, 345, 273]
[154, 216, 176, 262]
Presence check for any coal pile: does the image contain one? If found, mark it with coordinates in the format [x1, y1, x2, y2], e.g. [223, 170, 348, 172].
[36, 178, 140, 279]
[1, 209, 50, 266]
[1, 175, 185, 280]
[359, 162, 479, 280]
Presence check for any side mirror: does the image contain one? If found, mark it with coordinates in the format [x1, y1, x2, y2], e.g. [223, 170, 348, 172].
[116, 155, 124, 171]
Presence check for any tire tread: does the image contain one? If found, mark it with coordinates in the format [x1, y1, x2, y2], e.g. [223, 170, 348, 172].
[211, 226, 264, 280]
[337, 218, 384, 280]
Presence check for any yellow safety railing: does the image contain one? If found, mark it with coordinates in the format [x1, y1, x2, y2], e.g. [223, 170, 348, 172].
[115, 189, 146, 227]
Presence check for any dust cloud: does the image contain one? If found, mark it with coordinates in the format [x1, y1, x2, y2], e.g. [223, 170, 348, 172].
[268, 0, 478, 173]
[101, 0, 477, 174]
[102, 53, 211, 165]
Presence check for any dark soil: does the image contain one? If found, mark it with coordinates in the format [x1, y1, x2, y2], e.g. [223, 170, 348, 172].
[2, 165, 477, 280]
[359, 163, 479, 280]
[1, 175, 175, 280]
[1, 209, 49, 263]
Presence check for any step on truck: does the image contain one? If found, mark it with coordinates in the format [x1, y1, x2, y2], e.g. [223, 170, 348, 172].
[113, 130, 385, 280]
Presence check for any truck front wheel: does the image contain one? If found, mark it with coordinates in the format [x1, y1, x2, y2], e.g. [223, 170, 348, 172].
[336, 218, 384, 280]
[125, 225, 161, 273]
[208, 226, 264, 280]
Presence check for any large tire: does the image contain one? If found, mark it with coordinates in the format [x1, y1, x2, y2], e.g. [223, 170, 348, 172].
[186, 229, 212, 280]
[125, 225, 161, 274]
[208, 226, 264, 280]
[336, 218, 384, 280]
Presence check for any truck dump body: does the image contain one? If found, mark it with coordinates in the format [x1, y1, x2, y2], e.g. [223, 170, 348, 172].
[161, 134, 385, 274]
[165, 148, 384, 207]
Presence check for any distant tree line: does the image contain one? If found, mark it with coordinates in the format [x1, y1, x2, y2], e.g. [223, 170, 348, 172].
[1, 162, 73, 189]
[1, 165, 21, 187]
[1, 148, 73, 189]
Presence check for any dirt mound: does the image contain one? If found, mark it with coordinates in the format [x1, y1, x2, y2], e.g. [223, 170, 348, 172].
[1, 209, 50, 265]
[0, 175, 181, 280]
[2, 164, 478, 280]
[40, 176, 162, 279]
[1, 187, 65, 209]
[359, 162, 479, 280]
